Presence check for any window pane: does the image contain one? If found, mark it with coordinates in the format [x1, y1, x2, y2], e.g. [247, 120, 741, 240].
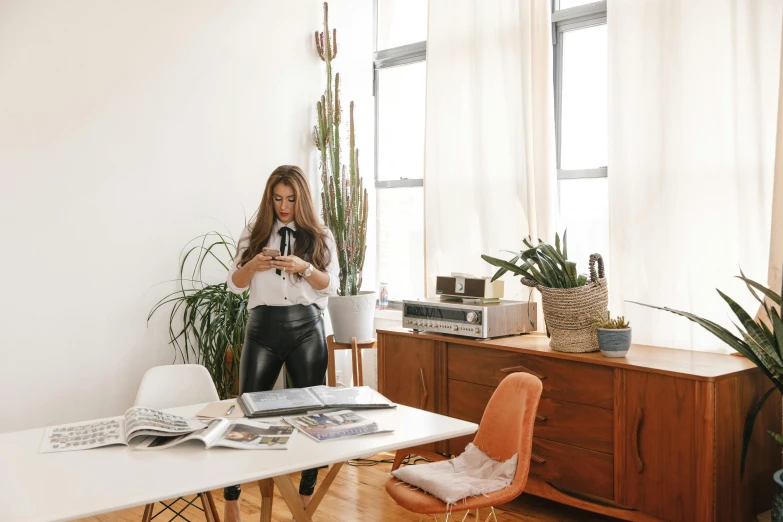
[377, 0, 428, 50]
[557, 0, 598, 9]
[560, 24, 607, 170]
[377, 62, 426, 181]
[377, 187, 424, 300]
[557, 178, 609, 278]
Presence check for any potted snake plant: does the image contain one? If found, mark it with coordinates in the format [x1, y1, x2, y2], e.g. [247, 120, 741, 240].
[482, 232, 608, 353]
[313, 2, 374, 343]
[632, 269, 783, 518]
[148, 230, 248, 400]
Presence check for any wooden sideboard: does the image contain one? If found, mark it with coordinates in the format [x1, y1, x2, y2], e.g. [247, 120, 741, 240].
[377, 327, 781, 522]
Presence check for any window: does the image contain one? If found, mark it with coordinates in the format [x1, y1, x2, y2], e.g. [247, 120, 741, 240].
[373, 0, 427, 301]
[553, 1, 609, 274]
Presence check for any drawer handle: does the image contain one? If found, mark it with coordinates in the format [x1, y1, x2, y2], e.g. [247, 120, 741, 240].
[419, 368, 429, 410]
[535, 414, 547, 422]
[499, 365, 546, 380]
[531, 452, 546, 464]
[633, 407, 644, 474]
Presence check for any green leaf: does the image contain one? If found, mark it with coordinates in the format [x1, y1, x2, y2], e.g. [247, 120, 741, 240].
[562, 229, 568, 260]
[742, 387, 779, 477]
[555, 233, 561, 256]
[767, 430, 783, 447]
[718, 290, 782, 366]
[736, 272, 782, 307]
[490, 255, 520, 282]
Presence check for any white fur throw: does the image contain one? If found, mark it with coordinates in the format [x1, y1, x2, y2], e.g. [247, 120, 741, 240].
[390, 443, 518, 506]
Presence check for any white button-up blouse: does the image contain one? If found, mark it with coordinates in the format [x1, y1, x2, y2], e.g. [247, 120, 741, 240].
[227, 219, 339, 310]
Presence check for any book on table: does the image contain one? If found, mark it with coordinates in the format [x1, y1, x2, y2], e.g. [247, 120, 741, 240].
[38, 407, 294, 453]
[238, 385, 396, 418]
[284, 410, 392, 442]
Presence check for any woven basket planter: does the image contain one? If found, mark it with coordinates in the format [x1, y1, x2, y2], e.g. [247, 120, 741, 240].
[523, 254, 608, 353]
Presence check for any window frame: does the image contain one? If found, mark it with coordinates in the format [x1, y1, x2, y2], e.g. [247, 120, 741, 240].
[553, 1, 607, 180]
[372, 0, 427, 303]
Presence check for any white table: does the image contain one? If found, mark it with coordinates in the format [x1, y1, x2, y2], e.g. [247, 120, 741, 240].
[2, 403, 477, 522]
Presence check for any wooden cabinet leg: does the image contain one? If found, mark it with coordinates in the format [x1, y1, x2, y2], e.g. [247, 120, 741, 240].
[141, 504, 153, 522]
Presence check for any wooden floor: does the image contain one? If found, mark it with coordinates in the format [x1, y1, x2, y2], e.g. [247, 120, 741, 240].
[77, 453, 618, 522]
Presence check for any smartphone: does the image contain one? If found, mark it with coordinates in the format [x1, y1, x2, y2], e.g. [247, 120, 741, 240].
[261, 247, 281, 258]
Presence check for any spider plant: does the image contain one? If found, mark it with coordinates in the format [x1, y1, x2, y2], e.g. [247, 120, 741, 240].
[631, 270, 783, 476]
[148, 230, 249, 400]
[481, 232, 589, 289]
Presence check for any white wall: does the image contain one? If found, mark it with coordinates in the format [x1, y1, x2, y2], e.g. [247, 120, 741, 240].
[0, 0, 374, 433]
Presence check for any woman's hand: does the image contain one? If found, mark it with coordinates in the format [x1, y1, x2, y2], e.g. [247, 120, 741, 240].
[247, 254, 275, 273]
[271, 255, 309, 274]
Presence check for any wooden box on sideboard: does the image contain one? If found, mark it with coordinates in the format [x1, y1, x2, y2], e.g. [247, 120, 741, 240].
[377, 327, 781, 522]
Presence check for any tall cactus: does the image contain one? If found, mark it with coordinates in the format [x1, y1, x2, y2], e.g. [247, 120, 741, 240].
[313, 2, 368, 297]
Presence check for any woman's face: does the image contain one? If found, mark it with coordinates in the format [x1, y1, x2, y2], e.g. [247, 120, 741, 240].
[273, 183, 296, 224]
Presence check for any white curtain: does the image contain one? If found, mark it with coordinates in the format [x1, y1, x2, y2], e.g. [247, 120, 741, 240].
[608, 0, 783, 351]
[771, 14, 783, 298]
[424, 0, 557, 300]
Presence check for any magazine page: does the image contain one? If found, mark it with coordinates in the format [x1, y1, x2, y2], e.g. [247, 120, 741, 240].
[212, 421, 296, 450]
[133, 419, 226, 451]
[39, 417, 127, 453]
[284, 410, 390, 442]
[240, 388, 323, 417]
[124, 407, 206, 442]
[308, 386, 395, 410]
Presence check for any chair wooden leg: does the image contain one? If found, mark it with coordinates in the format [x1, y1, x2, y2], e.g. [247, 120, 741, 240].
[141, 503, 153, 522]
[327, 336, 337, 386]
[199, 491, 220, 522]
[258, 478, 274, 522]
[392, 449, 409, 471]
[198, 493, 213, 522]
[350, 337, 360, 386]
[356, 343, 364, 387]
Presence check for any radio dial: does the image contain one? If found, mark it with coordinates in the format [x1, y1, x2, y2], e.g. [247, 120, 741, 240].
[466, 311, 479, 324]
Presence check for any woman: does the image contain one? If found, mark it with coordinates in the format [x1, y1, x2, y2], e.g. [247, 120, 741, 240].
[223, 165, 338, 520]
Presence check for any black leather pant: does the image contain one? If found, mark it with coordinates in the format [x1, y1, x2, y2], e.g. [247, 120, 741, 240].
[224, 304, 328, 501]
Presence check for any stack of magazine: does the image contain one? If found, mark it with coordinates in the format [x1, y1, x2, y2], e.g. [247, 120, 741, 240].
[38, 407, 294, 453]
[238, 385, 396, 417]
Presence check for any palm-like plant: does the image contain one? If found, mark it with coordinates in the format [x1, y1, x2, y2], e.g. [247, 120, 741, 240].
[482, 232, 589, 289]
[631, 271, 783, 476]
[148, 231, 248, 400]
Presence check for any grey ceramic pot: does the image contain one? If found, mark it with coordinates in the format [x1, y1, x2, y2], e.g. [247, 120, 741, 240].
[597, 328, 632, 358]
[773, 469, 783, 522]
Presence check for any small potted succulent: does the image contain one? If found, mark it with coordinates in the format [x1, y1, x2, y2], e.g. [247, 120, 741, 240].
[591, 312, 632, 358]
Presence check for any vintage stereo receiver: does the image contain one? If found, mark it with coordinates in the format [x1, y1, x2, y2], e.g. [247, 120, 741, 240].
[435, 275, 504, 300]
[402, 298, 537, 339]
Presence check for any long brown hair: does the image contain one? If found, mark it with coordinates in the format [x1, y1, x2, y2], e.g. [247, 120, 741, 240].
[238, 165, 331, 277]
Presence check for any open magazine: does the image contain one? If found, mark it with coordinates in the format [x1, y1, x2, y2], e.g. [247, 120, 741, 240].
[239, 385, 396, 418]
[135, 419, 295, 450]
[284, 410, 392, 442]
[39, 407, 206, 454]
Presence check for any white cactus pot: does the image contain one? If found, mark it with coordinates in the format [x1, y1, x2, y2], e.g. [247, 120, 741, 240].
[327, 291, 377, 343]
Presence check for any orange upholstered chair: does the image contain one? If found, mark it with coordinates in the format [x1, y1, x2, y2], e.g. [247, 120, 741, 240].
[385, 372, 543, 521]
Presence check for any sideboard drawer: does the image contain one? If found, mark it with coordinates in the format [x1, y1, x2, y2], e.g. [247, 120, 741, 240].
[530, 437, 614, 501]
[449, 379, 613, 454]
[448, 344, 614, 409]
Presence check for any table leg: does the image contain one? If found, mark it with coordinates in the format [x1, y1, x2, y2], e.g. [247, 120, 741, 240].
[305, 462, 343, 517]
[141, 504, 153, 522]
[273, 474, 311, 522]
[258, 478, 274, 522]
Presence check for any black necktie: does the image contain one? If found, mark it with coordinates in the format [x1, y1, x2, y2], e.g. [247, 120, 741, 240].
[276, 227, 293, 276]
